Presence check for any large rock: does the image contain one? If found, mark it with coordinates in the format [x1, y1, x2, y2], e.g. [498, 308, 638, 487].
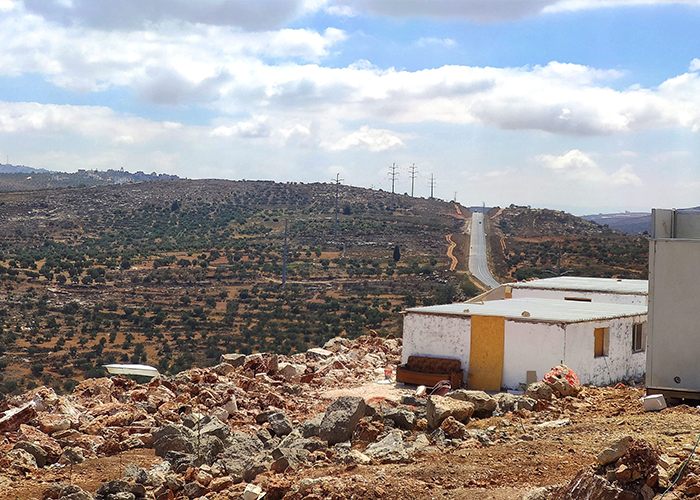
[219, 353, 246, 367]
[364, 430, 411, 463]
[153, 425, 196, 456]
[299, 414, 323, 438]
[446, 390, 496, 417]
[182, 414, 231, 442]
[382, 405, 417, 430]
[0, 402, 37, 433]
[524, 382, 554, 401]
[440, 416, 468, 440]
[268, 412, 293, 437]
[18, 424, 62, 463]
[495, 393, 536, 413]
[215, 431, 266, 479]
[319, 396, 366, 445]
[37, 414, 72, 434]
[277, 363, 306, 382]
[560, 467, 636, 500]
[543, 364, 581, 397]
[14, 441, 47, 468]
[597, 437, 634, 466]
[57, 484, 95, 500]
[426, 396, 474, 430]
[7, 448, 38, 471]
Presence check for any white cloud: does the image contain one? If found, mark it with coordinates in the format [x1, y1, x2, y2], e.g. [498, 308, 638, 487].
[690, 58, 700, 72]
[329, 0, 700, 23]
[0, 101, 182, 142]
[415, 37, 456, 48]
[0, 7, 346, 95]
[211, 116, 271, 138]
[323, 125, 404, 152]
[537, 149, 642, 186]
[22, 0, 323, 30]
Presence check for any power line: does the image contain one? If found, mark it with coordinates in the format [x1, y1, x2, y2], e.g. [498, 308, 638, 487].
[409, 163, 418, 197]
[388, 163, 398, 207]
[429, 173, 435, 199]
[331, 173, 344, 239]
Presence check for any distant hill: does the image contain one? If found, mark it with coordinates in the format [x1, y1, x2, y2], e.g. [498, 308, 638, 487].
[487, 204, 648, 281]
[581, 212, 651, 235]
[0, 167, 179, 191]
[0, 163, 52, 174]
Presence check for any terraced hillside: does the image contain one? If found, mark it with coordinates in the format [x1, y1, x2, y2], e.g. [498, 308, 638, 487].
[0, 179, 477, 397]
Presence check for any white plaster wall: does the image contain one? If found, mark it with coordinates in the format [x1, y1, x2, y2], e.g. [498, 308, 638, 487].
[502, 321, 566, 390]
[402, 314, 471, 383]
[563, 315, 647, 386]
[510, 288, 647, 306]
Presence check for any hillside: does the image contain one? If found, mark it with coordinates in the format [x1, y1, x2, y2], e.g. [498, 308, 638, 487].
[0, 179, 476, 397]
[487, 205, 648, 281]
[0, 168, 178, 191]
[582, 212, 651, 235]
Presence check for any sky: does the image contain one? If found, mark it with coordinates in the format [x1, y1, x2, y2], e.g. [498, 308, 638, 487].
[1, 0, 700, 214]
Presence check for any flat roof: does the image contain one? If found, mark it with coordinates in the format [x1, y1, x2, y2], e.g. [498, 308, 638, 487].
[507, 276, 648, 295]
[405, 297, 647, 324]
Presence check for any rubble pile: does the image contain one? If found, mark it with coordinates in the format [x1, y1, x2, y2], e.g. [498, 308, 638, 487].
[0, 339, 653, 499]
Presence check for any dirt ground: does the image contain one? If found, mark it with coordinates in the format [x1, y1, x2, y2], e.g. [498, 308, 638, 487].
[4, 385, 700, 500]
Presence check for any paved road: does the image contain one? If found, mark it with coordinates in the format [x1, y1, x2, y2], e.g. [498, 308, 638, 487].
[468, 212, 501, 289]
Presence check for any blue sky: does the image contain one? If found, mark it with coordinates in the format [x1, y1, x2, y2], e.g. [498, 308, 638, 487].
[1, 0, 700, 214]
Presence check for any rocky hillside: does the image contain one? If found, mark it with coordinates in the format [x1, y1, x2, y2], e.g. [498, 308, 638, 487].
[0, 168, 178, 191]
[487, 205, 648, 281]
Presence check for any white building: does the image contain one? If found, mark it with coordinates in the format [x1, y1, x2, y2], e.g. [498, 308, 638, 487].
[402, 297, 647, 391]
[470, 276, 648, 306]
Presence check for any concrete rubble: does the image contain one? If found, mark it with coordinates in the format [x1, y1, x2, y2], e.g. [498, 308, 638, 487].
[0, 337, 691, 500]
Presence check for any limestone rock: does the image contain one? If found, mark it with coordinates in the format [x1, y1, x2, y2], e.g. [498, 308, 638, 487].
[426, 395, 474, 430]
[268, 412, 293, 437]
[524, 382, 554, 401]
[299, 414, 323, 438]
[446, 390, 496, 417]
[364, 430, 411, 463]
[7, 448, 38, 471]
[153, 425, 196, 457]
[597, 437, 633, 466]
[382, 405, 417, 430]
[0, 402, 37, 433]
[219, 353, 246, 367]
[319, 396, 366, 445]
[440, 416, 468, 440]
[38, 414, 72, 435]
[18, 424, 62, 463]
[495, 393, 536, 413]
[14, 441, 47, 468]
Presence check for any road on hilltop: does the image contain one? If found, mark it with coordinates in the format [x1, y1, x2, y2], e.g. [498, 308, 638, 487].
[468, 212, 501, 289]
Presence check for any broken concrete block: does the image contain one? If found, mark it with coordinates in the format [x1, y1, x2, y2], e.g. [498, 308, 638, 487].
[426, 395, 474, 430]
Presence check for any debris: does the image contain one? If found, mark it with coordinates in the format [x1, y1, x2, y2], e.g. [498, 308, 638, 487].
[642, 394, 667, 412]
[319, 396, 366, 445]
[542, 364, 581, 397]
[597, 436, 634, 465]
[426, 395, 475, 430]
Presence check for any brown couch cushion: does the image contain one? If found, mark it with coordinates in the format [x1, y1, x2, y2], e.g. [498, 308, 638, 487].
[406, 356, 461, 374]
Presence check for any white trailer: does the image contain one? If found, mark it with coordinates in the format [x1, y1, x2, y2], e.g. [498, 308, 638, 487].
[647, 209, 700, 399]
